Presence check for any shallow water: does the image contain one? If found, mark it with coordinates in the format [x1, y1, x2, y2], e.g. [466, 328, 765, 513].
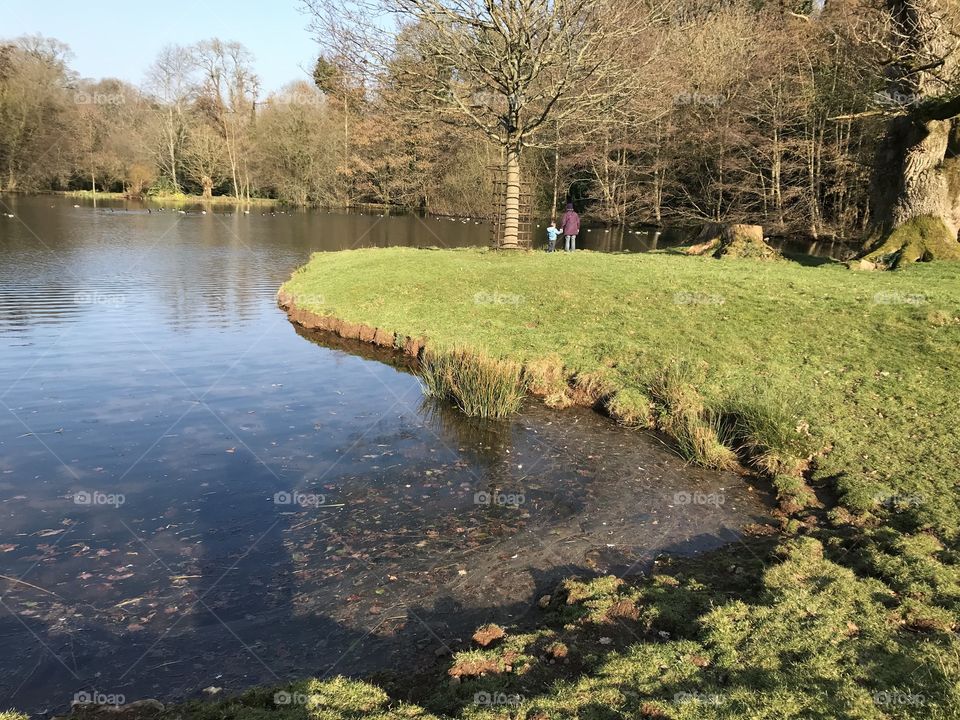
[0, 195, 770, 714]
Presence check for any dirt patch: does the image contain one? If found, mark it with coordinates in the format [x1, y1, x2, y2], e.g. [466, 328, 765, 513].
[277, 290, 426, 359]
[472, 623, 506, 647]
[605, 599, 640, 622]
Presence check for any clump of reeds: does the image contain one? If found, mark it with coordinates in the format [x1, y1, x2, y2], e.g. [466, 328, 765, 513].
[720, 387, 817, 478]
[418, 347, 526, 419]
[647, 359, 737, 470]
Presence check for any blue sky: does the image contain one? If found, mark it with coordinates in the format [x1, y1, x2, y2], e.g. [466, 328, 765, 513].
[5, 0, 320, 93]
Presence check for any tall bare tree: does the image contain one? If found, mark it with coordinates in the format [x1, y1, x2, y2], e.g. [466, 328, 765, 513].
[193, 39, 260, 201]
[146, 44, 195, 193]
[303, 0, 665, 247]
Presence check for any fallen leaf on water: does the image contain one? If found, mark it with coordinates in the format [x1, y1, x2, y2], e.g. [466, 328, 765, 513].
[35, 529, 65, 537]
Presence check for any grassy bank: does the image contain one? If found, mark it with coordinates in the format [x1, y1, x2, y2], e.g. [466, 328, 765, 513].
[57, 190, 280, 206]
[278, 247, 960, 718]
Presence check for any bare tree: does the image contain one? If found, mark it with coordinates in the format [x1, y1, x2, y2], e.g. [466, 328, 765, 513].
[181, 120, 228, 198]
[303, 0, 665, 247]
[145, 44, 195, 193]
[193, 39, 260, 201]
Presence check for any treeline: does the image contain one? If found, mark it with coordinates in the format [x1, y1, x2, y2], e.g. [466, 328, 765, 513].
[0, 2, 896, 237]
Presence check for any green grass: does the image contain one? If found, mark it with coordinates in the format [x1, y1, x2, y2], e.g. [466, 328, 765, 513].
[144, 191, 279, 206]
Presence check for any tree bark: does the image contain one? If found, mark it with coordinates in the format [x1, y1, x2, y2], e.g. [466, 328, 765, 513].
[860, 0, 960, 268]
[501, 148, 522, 249]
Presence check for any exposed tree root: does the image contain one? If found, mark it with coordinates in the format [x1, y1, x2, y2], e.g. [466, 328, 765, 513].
[856, 215, 960, 270]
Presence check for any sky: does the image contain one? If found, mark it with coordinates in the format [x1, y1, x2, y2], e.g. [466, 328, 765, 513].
[5, 0, 321, 94]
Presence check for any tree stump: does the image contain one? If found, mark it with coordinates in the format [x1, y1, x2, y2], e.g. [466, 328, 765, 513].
[684, 223, 781, 260]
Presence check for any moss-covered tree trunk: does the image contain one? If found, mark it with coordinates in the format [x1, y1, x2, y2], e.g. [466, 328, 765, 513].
[685, 223, 781, 260]
[860, 0, 960, 269]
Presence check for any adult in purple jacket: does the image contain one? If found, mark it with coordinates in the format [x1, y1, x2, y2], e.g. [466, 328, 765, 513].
[560, 202, 580, 252]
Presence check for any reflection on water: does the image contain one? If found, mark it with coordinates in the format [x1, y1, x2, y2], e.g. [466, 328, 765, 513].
[0, 195, 770, 714]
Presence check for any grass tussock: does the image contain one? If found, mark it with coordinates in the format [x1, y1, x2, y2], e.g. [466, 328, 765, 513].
[523, 355, 573, 408]
[648, 360, 737, 469]
[721, 387, 819, 477]
[418, 347, 526, 419]
[606, 385, 655, 428]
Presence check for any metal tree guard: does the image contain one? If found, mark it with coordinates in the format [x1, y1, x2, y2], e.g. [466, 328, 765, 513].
[489, 165, 534, 249]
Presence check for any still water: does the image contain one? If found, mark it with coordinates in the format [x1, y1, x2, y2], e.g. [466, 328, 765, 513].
[0, 195, 770, 714]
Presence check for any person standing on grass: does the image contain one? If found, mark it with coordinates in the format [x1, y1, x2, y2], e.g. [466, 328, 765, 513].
[546, 220, 561, 252]
[561, 202, 580, 252]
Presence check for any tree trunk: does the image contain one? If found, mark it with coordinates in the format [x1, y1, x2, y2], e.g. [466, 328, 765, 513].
[551, 143, 560, 223]
[501, 147, 522, 249]
[684, 223, 781, 260]
[860, 0, 960, 268]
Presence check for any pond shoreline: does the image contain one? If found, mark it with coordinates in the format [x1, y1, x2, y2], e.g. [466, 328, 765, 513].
[277, 287, 802, 514]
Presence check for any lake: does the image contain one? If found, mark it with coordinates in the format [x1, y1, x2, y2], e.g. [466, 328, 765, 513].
[0, 195, 770, 714]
